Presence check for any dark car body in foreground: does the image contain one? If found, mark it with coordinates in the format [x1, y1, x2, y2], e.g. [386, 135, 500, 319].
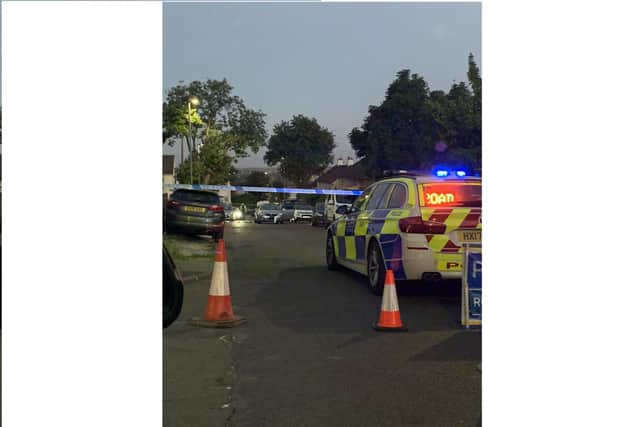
[165, 189, 225, 240]
[163, 244, 184, 328]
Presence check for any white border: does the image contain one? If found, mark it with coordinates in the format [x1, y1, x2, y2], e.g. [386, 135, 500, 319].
[485, 0, 640, 425]
[3, 2, 162, 426]
[5, 0, 640, 425]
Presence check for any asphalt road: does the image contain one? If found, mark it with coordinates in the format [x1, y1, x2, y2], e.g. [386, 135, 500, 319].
[164, 219, 481, 427]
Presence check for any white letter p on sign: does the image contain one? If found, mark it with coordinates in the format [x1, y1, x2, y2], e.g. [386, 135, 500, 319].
[472, 260, 482, 279]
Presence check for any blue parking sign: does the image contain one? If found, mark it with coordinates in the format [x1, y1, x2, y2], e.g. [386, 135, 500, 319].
[466, 252, 482, 289]
[468, 289, 482, 320]
[462, 247, 482, 326]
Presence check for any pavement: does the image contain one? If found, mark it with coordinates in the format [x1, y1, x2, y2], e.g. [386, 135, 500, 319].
[164, 219, 481, 427]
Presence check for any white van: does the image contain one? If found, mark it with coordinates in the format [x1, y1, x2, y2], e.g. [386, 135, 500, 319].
[324, 194, 358, 222]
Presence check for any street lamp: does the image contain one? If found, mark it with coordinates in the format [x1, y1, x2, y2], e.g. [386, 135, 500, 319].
[187, 96, 200, 184]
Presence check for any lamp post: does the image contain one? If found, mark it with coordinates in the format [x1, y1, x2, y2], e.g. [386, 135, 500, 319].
[187, 96, 200, 185]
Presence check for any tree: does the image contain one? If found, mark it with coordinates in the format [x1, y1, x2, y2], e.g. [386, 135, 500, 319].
[350, 56, 482, 177]
[242, 171, 271, 188]
[175, 157, 204, 185]
[467, 53, 482, 109]
[429, 54, 481, 170]
[269, 178, 287, 202]
[238, 171, 271, 198]
[163, 79, 268, 184]
[264, 115, 335, 187]
[349, 70, 437, 179]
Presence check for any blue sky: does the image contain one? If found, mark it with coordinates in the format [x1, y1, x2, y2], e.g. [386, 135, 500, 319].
[163, 2, 481, 168]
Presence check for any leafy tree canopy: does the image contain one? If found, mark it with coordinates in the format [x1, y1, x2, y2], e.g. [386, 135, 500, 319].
[264, 115, 336, 187]
[240, 171, 271, 187]
[164, 79, 268, 184]
[350, 54, 481, 178]
[350, 70, 436, 179]
[235, 171, 272, 198]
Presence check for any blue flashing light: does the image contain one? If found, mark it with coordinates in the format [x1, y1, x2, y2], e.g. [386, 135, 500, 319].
[455, 170, 467, 177]
[435, 169, 449, 177]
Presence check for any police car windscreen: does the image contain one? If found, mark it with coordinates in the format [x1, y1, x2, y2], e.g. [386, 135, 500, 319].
[421, 183, 481, 207]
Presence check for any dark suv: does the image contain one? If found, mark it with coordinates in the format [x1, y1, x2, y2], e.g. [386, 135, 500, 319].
[165, 189, 225, 240]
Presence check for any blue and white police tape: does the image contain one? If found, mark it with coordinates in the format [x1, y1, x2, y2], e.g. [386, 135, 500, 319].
[164, 183, 363, 196]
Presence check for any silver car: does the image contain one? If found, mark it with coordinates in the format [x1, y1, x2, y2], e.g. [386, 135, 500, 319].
[254, 203, 282, 224]
[278, 200, 297, 223]
[292, 204, 314, 222]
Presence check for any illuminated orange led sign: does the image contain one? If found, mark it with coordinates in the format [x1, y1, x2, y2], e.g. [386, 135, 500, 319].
[425, 192, 455, 205]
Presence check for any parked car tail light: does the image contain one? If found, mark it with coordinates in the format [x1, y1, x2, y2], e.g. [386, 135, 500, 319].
[167, 200, 181, 209]
[398, 216, 447, 234]
[208, 205, 225, 212]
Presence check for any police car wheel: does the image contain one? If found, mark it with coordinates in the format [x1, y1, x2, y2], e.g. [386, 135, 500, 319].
[367, 242, 385, 295]
[326, 233, 338, 270]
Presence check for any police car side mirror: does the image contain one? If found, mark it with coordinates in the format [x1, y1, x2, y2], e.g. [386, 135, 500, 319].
[336, 205, 348, 215]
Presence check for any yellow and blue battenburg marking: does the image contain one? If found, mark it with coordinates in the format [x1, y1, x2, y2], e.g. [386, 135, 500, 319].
[332, 208, 410, 280]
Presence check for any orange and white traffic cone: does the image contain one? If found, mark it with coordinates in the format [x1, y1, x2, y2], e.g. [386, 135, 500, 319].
[190, 239, 247, 328]
[373, 270, 408, 332]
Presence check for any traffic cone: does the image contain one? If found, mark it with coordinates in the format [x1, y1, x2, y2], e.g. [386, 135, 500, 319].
[190, 239, 247, 328]
[373, 270, 408, 332]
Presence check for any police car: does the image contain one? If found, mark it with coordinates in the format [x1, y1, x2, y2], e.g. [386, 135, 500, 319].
[325, 169, 481, 294]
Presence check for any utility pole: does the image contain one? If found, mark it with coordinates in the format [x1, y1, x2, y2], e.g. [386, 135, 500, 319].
[188, 103, 193, 185]
[187, 96, 200, 185]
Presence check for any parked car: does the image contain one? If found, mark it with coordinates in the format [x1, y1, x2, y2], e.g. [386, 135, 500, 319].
[274, 209, 285, 224]
[222, 202, 242, 221]
[254, 203, 282, 224]
[311, 202, 328, 227]
[163, 244, 184, 328]
[278, 199, 297, 223]
[293, 204, 314, 222]
[325, 194, 358, 222]
[165, 189, 225, 240]
[326, 170, 481, 294]
[237, 203, 248, 219]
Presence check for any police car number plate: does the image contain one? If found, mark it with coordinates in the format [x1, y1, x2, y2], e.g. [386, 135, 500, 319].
[455, 230, 481, 243]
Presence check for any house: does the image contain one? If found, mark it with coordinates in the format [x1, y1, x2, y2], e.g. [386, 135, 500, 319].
[163, 155, 175, 198]
[314, 157, 371, 190]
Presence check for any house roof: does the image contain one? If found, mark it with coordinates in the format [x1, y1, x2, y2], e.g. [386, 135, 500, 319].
[316, 160, 368, 184]
[163, 155, 175, 175]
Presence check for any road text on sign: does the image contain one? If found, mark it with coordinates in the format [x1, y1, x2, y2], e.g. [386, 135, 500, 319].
[425, 192, 455, 205]
[469, 289, 482, 319]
